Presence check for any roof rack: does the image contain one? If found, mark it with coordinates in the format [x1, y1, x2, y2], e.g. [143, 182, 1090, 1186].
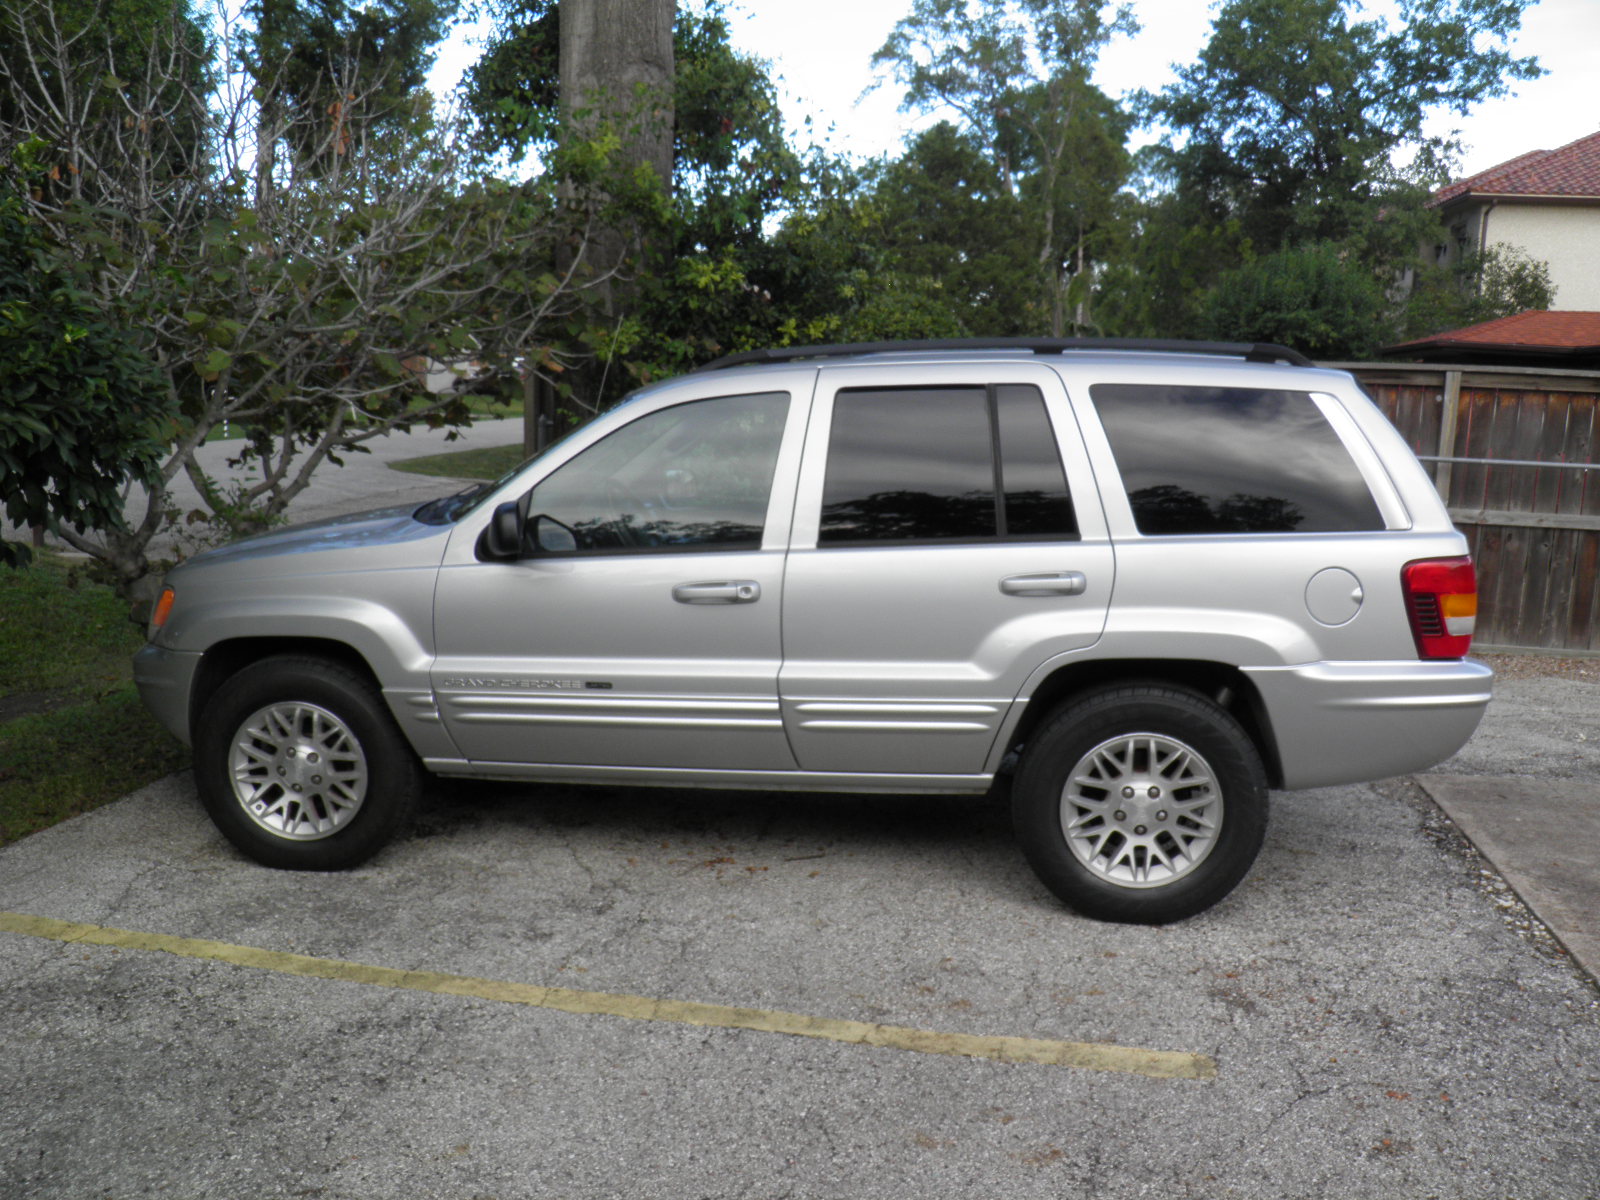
[694, 337, 1316, 372]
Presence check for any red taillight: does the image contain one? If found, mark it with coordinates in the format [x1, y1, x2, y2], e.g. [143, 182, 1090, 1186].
[1401, 557, 1477, 659]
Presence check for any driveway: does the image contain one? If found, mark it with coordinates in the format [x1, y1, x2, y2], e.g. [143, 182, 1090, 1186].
[2, 671, 1598, 1198]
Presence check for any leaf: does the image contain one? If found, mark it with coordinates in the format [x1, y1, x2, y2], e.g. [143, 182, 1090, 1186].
[197, 348, 232, 381]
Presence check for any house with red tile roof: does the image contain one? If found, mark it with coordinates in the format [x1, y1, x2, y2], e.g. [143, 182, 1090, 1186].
[1427, 130, 1600, 309]
[1384, 310, 1600, 367]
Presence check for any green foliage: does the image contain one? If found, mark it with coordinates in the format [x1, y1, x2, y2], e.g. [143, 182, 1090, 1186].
[0, 555, 186, 846]
[1094, 154, 1249, 338]
[1111, 0, 1543, 345]
[463, 0, 560, 159]
[873, 0, 1135, 180]
[0, 0, 213, 181]
[1144, 0, 1541, 251]
[1198, 242, 1390, 358]
[0, 191, 176, 567]
[1401, 244, 1556, 341]
[0, 0, 607, 591]
[872, 0, 1136, 334]
[857, 123, 1034, 335]
[243, 0, 454, 168]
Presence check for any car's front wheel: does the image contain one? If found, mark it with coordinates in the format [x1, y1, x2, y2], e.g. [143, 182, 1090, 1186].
[193, 655, 421, 870]
[1012, 685, 1268, 923]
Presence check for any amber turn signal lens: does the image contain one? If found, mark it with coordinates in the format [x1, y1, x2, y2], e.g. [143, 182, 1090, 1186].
[151, 587, 175, 630]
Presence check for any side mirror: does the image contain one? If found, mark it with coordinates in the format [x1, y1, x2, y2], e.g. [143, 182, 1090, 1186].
[481, 501, 524, 559]
[531, 514, 578, 553]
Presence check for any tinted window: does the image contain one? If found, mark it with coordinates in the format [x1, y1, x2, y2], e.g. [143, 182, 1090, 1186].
[1089, 384, 1385, 535]
[527, 392, 787, 552]
[820, 388, 995, 542]
[997, 384, 1077, 537]
[819, 385, 1076, 543]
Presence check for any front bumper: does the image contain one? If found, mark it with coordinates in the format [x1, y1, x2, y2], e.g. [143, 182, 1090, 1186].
[133, 643, 203, 747]
[1244, 659, 1494, 789]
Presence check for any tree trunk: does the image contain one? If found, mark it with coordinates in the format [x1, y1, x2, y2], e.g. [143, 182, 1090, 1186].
[559, 0, 674, 312]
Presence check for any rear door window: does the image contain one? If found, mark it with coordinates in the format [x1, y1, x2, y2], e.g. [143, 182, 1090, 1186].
[1089, 384, 1385, 534]
[818, 384, 1078, 544]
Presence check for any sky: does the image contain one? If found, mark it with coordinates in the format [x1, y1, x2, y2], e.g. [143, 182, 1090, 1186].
[430, 0, 1600, 182]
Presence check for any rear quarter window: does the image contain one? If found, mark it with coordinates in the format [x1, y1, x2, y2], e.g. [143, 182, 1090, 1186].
[1089, 384, 1385, 535]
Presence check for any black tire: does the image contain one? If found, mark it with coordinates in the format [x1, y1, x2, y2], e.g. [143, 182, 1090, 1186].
[1012, 685, 1268, 923]
[193, 655, 422, 870]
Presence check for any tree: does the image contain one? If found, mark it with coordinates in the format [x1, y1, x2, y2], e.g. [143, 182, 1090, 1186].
[1144, 0, 1541, 252]
[1106, 0, 1544, 345]
[856, 122, 1035, 335]
[463, 0, 561, 160]
[558, 0, 673, 345]
[873, 0, 1136, 334]
[2, 0, 611, 593]
[462, 2, 996, 383]
[1197, 241, 1391, 358]
[0, 188, 177, 568]
[470, 2, 867, 387]
[242, 0, 454, 176]
[0, 0, 212, 200]
[1400, 244, 1555, 341]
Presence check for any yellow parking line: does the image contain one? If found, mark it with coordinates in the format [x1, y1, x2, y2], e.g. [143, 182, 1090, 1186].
[0, 910, 1216, 1081]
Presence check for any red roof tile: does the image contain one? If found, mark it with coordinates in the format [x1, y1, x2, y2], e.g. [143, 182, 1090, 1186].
[1431, 130, 1600, 206]
[1388, 310, 1600, 354]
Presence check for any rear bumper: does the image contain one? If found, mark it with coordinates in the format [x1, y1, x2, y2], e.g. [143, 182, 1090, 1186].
[133, 643, 202, 747]
[1244, 659, 1493, 789]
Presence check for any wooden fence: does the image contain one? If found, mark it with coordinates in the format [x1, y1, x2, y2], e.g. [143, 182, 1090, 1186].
[1341, 363, 1600, 653]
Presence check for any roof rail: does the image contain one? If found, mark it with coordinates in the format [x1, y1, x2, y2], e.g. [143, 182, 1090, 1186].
[694, 337, 1316, 372]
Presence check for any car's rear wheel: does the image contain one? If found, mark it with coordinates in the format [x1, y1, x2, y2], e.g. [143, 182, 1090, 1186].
[1012, 685, 1268, 923]
[193, 655, 421, 869]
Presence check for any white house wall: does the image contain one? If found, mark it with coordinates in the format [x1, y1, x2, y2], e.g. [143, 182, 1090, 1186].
[1482, 204, 1600, 309]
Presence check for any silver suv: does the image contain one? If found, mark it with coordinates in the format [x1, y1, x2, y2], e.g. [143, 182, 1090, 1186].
[134, 340, 1492, 922]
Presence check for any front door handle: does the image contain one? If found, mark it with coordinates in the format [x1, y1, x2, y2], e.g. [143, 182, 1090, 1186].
[1000, 571, 1087, 597]
[672, 580, 761, 605]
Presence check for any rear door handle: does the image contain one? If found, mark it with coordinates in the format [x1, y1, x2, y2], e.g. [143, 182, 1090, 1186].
[672, 580, 761, 605]
[1000, 571, 1087, 597]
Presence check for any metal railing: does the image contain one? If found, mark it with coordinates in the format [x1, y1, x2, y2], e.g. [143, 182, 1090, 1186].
[1417, 455, 1600, 471]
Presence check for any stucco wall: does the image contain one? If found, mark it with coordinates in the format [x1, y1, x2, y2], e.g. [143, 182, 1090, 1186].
[1482, 204, 1600, 309]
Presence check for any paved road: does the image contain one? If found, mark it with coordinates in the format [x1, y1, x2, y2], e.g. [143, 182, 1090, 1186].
[3, 416, 529, 555]
[3, 676, 1598, 1198]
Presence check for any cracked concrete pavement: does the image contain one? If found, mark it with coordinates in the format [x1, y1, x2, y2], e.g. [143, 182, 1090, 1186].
[3, 676, 1599, 1197]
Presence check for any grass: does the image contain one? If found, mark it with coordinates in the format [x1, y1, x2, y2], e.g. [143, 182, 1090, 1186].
[387, 441, 529, 481]
[0, 555, 188, 846]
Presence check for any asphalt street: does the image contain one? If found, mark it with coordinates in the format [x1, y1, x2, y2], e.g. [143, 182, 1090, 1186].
[0, 416, 530, 556]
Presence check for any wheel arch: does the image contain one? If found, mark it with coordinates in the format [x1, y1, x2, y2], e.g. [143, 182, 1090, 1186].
[188, 637, 383, 744]
[1000, 658, 1285, 788]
